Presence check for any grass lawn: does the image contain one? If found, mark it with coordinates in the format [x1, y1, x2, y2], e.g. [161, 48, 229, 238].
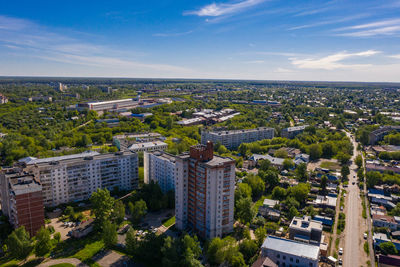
[162, 216, 176, 228]
[0, 260, 19, 267]
[72, 240, 104, 266]
[139, 167, 144, 185]
[320, 161, 341, 171]
[49, 264, 75, 267]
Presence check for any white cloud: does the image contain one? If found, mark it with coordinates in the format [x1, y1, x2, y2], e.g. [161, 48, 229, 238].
[389, 54, 400, 59]
[290, 50, 380, 70]
[244, 60, 265, 64]
[152, 30, 193, 37]
[335, 18, 400, 37]
[185, 0, 265, 17]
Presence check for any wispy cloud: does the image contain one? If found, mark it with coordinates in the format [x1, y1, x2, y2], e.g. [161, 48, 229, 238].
[290, 50, 380, 70]
[389, 54, 400, 59]
[289, 14, 369, 31]
[184, 0, 265, 17]
[335, 18, 400, 37]
[243, 60, 265, 64]
[152, 30, 193, 37]
[0, 15, 191, 74]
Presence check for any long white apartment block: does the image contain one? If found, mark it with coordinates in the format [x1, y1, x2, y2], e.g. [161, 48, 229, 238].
[201, 127, 274, 150]
[22, 151, 138, 207]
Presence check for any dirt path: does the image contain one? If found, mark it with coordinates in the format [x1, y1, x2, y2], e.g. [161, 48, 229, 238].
[37, 258, 88, 267]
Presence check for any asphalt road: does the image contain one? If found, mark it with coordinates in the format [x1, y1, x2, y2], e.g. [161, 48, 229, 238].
[343, 133, 361, 267]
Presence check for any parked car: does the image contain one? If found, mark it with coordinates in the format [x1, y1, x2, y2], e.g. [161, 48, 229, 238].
[339, 248, 343, 255]
[339, 258, 342, 265]
[364, 233, 367, 239]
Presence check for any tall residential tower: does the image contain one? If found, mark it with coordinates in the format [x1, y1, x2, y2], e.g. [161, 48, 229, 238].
[175, 142, 235, 239]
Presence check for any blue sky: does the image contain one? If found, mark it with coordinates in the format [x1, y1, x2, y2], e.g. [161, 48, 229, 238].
[1, 0, 400, 82]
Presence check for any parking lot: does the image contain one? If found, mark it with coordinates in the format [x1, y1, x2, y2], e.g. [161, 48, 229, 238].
[47, 218, 74, 241]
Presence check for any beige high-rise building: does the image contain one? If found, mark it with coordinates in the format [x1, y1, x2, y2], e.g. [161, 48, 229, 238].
[175, 142, 235, 239]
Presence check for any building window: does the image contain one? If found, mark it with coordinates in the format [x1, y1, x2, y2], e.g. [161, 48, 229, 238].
[283, 256, 286, 260]
[277, 254, 280, 259]
[296, 259, 299, 263]
[290, 258, 293, 262]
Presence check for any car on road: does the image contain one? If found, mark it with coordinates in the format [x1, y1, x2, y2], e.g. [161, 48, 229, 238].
[364, 233, 368, 239]
[339, 248, 343, 255]
[353, 175, 356, 178]
[339, 258, 342, 265]
[352, 182, 355, 185]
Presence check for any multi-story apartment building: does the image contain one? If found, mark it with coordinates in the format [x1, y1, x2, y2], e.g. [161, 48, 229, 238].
[175, 142, 235, 239]
[369, 126, 400, 145]
[128, 141, 168, 152]
[23, 151, 138, 207]
[281, 125, 309, 139]
[201, 127, 274, 150]
[0, 168, 44, 236]
[261, 236, 320, 267]
[143, 151, 176, 193]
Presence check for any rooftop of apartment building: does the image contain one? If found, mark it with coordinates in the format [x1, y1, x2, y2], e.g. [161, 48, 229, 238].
[290, 215, 323, 233]
[178, 143, 235, 167]
[9, 173, 42, 195]
[284, 125, 309, 132]
[19, 150, 136, 167]
[128, 141, 167, 150]
[203, 127, 274, 136]
[150, 151, 177, 163]
[113, 132, 162, 140]
[262, 235, 320, 261]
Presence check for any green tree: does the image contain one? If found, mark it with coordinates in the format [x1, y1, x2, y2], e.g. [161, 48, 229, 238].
[129, 199, 148, 224]
[295, 163, 308, 181]
[321, 175, 328, 195]
[308, 144, 322, 160]
[259, 170, 279, 190]
[283, 159, 295, 170]
[341, 165, 350, 181]
[288, 206, 299, 219]
[35, 227, 52, 257]
[235, 197, 256, 224]
[53, 232, 61, 243]
[244, 174, 265, 198]
[274, 148, 288, 158]
[113, 200, 126, 225]
[102, 221, 118, 248]
[337, 152, 351, 165]
[259, 159, 271, 171]
[289, 183, 310, 204]
[5, 227, 32, 260]
[379, 242, 398, 255]
[90, 188, 115, 225]
[239, 239, 258, 263]
[366, 171, 382, 188]
[254, 226, 267, 245]
[235, 183, 252, 203]
[355, 154, 363, 169]
[125, 229, 138, 255]
[272, 186, 287, 200]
